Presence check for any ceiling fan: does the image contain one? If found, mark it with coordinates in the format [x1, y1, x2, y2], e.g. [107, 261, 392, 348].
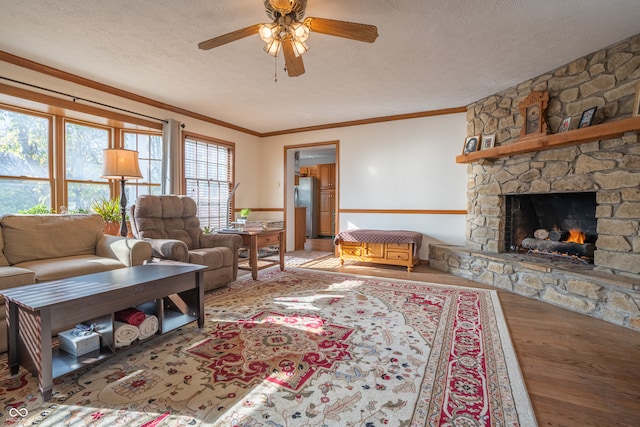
[198, 0, 378, 77]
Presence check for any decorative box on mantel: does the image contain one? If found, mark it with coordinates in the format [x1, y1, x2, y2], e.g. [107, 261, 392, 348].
[58, 329, 100, 356]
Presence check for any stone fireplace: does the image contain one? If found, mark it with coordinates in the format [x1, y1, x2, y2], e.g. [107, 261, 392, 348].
[430, 34, 640, 331]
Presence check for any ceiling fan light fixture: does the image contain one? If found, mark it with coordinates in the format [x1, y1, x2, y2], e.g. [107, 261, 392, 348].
[259, 23, 278, 43]
[292, 39, 309, 56]
[264, 38, 282, 56]
[198, 0, 377, 78]
[290, 21, 309, 42]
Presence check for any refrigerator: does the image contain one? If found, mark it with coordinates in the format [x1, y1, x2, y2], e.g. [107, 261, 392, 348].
[295, 176, 319, 238]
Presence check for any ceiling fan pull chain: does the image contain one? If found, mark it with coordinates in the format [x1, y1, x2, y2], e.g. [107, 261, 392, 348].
[274, 54, 279, 82]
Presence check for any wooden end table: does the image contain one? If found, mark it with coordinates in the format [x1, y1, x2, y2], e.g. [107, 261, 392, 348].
[220, 228, 285, 280]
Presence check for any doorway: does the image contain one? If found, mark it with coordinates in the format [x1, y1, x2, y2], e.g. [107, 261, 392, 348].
[284, 141, 338, 254]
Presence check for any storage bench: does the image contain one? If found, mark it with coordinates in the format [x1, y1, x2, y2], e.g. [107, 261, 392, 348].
[334, 229, 422, 272]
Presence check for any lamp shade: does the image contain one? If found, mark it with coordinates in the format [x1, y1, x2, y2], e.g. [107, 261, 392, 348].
[264, 38, 282, 56]
[101, 148, 143, 180]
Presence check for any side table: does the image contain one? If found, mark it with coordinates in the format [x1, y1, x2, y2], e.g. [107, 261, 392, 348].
[220, 228, 285, 279]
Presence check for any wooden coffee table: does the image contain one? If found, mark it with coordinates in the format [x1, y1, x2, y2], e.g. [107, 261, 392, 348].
[1, 263, 205, 401]
[220, 228, 285, 279]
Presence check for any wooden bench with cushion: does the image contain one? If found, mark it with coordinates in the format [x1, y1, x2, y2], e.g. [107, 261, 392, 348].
[334, 229, 422, 272]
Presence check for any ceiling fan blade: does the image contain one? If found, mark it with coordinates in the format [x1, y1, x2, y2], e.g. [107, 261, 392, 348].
[282, 37, 305, 77]
[305, 17, 378, 43]
[198, 24, 261, 50]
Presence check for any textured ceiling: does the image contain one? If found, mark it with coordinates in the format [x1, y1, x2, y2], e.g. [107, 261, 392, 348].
[1, 0, 640, 135]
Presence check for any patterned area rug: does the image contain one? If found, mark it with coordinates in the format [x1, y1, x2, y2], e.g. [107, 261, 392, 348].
[262, 250, 334, 267]
[0, 268, 536, 426]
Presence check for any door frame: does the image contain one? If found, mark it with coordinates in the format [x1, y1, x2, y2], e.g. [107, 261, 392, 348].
[283, 140, 339, 254]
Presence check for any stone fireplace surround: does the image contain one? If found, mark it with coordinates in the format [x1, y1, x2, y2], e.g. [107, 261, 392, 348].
[431, 34, 640, 331]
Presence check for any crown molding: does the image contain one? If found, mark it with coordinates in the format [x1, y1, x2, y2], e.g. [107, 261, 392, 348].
[1, 50, 465, 138]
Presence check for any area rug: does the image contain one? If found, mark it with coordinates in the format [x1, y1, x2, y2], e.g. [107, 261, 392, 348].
[262, 250, 334, 267]
[0, 268, 536, 426]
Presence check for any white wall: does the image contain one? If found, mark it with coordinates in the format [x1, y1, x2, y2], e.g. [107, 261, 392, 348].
[260, 113, 469, 258]
[1, 61, 469, 258]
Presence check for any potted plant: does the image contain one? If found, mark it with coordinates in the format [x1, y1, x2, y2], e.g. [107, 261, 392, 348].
[91, 197, 121, 235]
[238, 208, 250, 225]
[18, 203, 53, 214]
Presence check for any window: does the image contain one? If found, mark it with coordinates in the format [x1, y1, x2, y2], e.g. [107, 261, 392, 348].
[64, 120, 111, 212]
[0, 105, 163, 215]
[124, 131, 162, 202]
[0, 107, 52, 214]
[184, 134, 234, 231]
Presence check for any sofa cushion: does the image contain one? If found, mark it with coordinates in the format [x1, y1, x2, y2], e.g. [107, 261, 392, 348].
[1, 214, 104, 265]
[15, 255, 124, 282]
[133, 195, 202, 250]
[188, 247, 233, 270]
[0, 266, 36, 295]
[0, 225, 9, 266]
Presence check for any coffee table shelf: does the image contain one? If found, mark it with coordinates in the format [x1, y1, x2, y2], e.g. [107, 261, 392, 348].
[2, 263, 205, 401]
[51, 347, 112, 379]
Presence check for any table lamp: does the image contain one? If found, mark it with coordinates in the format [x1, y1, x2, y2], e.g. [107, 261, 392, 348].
[101, 148, 143, 237]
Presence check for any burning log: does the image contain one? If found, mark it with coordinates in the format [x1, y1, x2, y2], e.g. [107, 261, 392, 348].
[521, 237, 594, 258]
[533, 228, 549, 240]
[549, 230, 569, 241]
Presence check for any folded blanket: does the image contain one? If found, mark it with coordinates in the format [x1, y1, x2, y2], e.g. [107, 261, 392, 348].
[114, 321, 139, 348]
[138, 315, 159, 340]
[114, 308, 146, 326]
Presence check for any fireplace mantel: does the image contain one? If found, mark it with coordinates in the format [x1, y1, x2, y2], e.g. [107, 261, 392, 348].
[456, 115, 640, 164]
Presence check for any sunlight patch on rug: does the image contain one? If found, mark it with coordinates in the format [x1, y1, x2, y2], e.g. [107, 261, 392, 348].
[0, 268, 536, 426]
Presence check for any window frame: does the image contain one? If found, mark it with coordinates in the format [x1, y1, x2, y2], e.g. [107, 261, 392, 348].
[0, 100, 164, 214]
[62, 118, 112, 212]
[183, 132, 235, 231]
[122, 129, 163, 200]
[0, 105, 55, 213]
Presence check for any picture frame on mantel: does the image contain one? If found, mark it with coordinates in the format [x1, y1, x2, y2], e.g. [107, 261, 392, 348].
[633, 82, 640, 117]
[518, 90, 549, 139]
[578, 107, 597, 128]
[462, 135, 480, 154]
[558, 117, 571, 133]
[481, 134, 496, 149]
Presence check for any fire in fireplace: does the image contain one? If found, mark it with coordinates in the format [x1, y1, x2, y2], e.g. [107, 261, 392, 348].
[505, 192, 597, 263]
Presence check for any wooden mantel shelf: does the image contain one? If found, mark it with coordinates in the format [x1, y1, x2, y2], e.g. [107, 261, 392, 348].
[456, 116, 640, 164]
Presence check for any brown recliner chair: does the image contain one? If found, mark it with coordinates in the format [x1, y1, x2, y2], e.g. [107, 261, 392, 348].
[130, 195, 242, 292]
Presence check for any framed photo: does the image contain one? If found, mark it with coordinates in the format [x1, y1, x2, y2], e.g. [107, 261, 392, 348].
[518, 90, 549, 139]
[633, 82, 640, 117]
[462, 135, 480, 154]
[558, 117, 571, 133]
[481, 134, 495, 150]
[578, 107, 597, 128]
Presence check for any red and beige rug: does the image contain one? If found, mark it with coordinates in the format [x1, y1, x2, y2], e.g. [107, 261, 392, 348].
[0, 268, 536, 426]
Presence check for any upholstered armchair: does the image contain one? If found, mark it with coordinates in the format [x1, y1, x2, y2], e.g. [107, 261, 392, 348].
[130, 195, 242, 292]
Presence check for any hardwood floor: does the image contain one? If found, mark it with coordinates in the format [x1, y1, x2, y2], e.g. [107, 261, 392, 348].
[297, 256, 640, 426]
[304, 236, 335, 252]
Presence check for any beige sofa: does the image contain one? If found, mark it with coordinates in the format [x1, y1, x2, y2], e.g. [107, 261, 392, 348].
[130, 195, 242, 292]
[0, 214, 152, 353]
